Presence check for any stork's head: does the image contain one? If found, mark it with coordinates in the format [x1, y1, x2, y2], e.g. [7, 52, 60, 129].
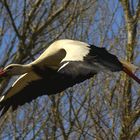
[0, 64, 32, 77]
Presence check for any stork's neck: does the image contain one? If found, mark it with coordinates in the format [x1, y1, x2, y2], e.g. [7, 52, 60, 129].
[19, 64, 33, 74]
[4, 64, 33, 76]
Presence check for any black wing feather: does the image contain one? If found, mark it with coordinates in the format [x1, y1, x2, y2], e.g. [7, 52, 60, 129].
[0, 62, 96, 117]
[87, 45, 123, 71]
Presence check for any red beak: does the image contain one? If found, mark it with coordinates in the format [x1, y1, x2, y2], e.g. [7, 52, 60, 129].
[120, 60, 140, 84]
[0, 69, 7, 77]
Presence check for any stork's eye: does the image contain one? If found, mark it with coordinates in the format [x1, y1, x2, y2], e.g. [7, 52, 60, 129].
[6, 66, 14, 70]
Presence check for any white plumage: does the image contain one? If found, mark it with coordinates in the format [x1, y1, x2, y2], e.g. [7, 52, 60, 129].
[0, 39, 139, 117]
[32, 39, 90, 67]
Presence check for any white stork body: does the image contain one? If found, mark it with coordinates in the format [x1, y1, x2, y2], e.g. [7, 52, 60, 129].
[31, 39, 90, 68]
[1, 40, 95, 101]
[0, 39, 139, 117]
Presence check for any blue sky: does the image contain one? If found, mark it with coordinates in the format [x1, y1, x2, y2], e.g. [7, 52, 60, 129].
[0, 0, 140, 139]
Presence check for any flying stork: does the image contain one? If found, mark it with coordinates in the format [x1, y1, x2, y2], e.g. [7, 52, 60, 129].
[0, 39, 139, 117]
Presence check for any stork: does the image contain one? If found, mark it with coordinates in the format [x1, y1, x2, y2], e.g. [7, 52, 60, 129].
[0, 39, 139, 117]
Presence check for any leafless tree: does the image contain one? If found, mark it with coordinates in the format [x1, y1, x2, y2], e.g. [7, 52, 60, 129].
[0, 0, 140, 140]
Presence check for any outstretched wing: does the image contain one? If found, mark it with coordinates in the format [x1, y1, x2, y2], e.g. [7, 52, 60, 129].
[0, 72, 42, 116]
[0, 61, 96, 117]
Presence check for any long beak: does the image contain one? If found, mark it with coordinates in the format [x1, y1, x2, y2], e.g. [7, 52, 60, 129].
[0, 69, 7, 77]
[120, 60, 140, 84]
